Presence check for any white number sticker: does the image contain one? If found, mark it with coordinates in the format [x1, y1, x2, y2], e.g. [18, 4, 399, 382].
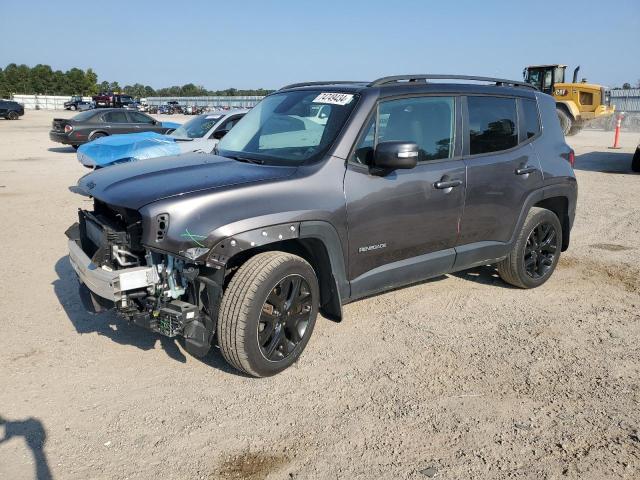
[312, 93, 354, 106]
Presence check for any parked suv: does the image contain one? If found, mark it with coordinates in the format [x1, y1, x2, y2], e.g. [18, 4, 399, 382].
[66, 75, 577, 376]
[0, 99, 25, 120]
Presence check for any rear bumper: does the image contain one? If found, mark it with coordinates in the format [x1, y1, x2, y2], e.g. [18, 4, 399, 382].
[49, 131, 75, 145]
[67, 224, 159, 303]
[49, 130, 89, 145]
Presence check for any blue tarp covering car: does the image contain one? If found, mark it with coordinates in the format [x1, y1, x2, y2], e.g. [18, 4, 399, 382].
[77, 111, 248, 168]
[77, 131, 182, 168]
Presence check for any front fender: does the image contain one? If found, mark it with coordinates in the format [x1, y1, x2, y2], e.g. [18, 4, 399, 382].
[206, 220, 349, 322]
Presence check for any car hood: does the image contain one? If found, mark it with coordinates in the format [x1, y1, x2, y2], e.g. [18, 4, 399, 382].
[77, 153, 298, 210]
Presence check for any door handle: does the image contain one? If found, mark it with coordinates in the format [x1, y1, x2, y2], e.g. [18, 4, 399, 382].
[434, 179, 463, 189]
[515, 166, 537, 175]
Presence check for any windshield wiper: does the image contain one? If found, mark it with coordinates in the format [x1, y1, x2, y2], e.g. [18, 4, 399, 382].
[227, 155, 264, 165]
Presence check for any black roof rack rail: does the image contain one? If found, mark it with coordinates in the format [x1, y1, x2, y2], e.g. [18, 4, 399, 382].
[369, 74, 537, 90]
[279, 81, 367, 91]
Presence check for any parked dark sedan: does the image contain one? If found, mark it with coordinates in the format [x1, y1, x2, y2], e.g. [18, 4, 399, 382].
[49, 108, 180, 149]
[0, 100, 25, 120]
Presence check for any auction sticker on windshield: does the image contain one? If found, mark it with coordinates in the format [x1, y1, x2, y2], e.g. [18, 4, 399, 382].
[313, 93, 354, 105]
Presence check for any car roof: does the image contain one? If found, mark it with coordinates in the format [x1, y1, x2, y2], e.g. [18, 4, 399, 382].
[277, 75, 538, 99]
[279, 82, 538, 100]
[198, 109, 250, 117]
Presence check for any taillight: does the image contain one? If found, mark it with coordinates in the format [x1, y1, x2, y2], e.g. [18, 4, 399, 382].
[64, 124, 73, 133]
[568, 149, 575, 167]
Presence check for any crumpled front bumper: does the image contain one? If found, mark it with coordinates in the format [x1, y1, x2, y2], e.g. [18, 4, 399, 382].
[66, 223, 159, 303]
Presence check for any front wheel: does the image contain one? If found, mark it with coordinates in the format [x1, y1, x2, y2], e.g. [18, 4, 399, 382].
[70, 105, 77, 111]
[7, 111, 19, 120]
[218, 252, 319, 377]
[497, 207, 563, 289]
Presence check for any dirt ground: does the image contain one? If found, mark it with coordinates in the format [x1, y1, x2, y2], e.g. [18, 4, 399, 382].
[0, 111, 639, 480]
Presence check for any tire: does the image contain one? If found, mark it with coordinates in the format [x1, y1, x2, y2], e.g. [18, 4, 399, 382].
[556, 107, 572, 136]
[72, 145, 79, 150]
[7, 111, 19, 120]
[567, 125, 582, 136]
[497, 207, 563, 289]
[89, 132, 106, 141]
[218, 251, 319, 377]
[632, 147, 640, 173]
[70, 105, 77, 111]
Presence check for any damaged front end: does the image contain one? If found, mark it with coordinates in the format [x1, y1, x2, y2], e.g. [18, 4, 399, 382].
[66, 200, 222, 357]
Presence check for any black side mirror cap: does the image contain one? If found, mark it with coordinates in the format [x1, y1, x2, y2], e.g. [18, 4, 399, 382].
[212, 129, 229, 140]
[372, 141, 419, 170]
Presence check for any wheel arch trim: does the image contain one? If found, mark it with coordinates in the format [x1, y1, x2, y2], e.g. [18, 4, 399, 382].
[208, 220, 348, 322]
[511, 183, 576, 251]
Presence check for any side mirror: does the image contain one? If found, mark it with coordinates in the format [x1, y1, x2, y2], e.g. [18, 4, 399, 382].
[212, 129, 229, 140]
[372, 141, 419, 170]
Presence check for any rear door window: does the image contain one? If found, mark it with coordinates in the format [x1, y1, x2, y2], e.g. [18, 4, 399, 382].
[128, 111, 155, 124]
[103, 111, 129, 123]
[467, 96, 518, 155]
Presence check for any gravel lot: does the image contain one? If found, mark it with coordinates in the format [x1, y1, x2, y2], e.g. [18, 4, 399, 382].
[1, 111, 639, 480]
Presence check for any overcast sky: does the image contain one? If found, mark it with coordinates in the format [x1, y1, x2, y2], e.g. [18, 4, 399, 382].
[2, 0, 638, 89]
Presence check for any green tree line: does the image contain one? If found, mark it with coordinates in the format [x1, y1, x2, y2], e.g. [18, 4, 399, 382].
[0, 63, 272, 99]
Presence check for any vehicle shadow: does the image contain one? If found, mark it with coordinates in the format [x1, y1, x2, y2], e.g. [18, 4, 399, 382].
[52, 256, 243, 375]
[451, 264, 516, 288]
[47, 147, 75, 153]
[573, 151, 636, 174]
[0, 414, 52, 480]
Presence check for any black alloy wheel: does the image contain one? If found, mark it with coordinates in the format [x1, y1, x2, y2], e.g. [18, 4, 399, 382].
[524, 222, 558, 279]
[217, 251, 319, 377]
[258, 274, 313, 361]
[497, 207, 563, 289]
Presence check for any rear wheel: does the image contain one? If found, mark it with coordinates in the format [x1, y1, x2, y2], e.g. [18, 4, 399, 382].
[7, 111, 19, 120]
[632, 147, 640, 173]
[497, 207, 562, 289]
[89, 132, 106, 141]
[217, 251, 319, 377]
[556, 107, 572, 136]
[72, 145, 79, 150]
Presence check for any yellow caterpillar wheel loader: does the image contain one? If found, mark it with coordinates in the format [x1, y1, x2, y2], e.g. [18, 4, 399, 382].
[524, 64, 615, 136]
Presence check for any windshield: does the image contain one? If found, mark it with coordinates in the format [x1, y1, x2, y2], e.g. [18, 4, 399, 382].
[217, 90, 359, 164]
[170, 114, 223, 139]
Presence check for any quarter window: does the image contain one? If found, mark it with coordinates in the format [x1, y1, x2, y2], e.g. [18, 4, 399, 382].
[520, 99, 540, 139]
[467, 96, 517, 155]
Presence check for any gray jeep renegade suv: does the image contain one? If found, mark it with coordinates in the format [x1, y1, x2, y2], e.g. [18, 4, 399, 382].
[66, 74, 577, 376]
